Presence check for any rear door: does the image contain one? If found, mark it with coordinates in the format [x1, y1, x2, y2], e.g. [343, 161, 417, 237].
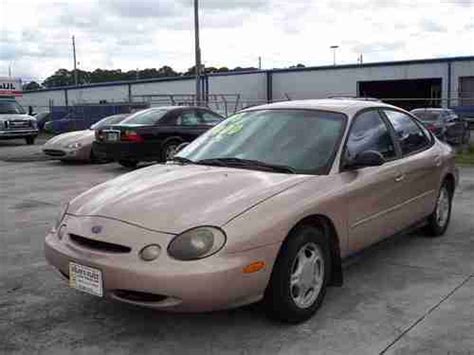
[382, 109, 440, 227]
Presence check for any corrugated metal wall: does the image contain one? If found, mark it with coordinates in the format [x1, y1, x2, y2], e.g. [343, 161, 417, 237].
[20, 57, 474, 113]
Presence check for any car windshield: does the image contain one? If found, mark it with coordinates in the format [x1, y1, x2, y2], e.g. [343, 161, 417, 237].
[411, 110, 441, 122]
[119, 108, 168, 125]
[0, 100, 25, 114]
[90, 114, 128, 129]
[176, 109, 346, 174]
[35, 112, 49, 119]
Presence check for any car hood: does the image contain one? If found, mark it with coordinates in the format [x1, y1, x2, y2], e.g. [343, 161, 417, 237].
[44, 130, 95, 147]
[0, 114, 36, 122]
[68, 164, 310, 234]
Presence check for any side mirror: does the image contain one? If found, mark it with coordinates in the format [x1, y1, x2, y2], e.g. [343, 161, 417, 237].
[345, 150, 385, 170]
[176, 142, 189, 153]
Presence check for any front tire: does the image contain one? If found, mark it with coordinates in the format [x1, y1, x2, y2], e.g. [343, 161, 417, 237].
[25, 136, 35, 145]
[425, 181, 452, 237]
[118, 160, 138, 168]
[263, 225, 331, 323]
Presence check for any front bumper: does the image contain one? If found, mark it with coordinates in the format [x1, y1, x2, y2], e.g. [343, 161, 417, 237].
[42, 145, 91, 161]
[0, 129, 38, 139]
[44, 215, 278, 312]
[92, 141, 161, 162]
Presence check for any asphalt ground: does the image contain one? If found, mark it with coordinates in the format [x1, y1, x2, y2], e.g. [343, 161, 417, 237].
[0, 137, 473, 354]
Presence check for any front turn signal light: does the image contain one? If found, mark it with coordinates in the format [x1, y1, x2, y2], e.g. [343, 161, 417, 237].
[243, 261, 265, 274]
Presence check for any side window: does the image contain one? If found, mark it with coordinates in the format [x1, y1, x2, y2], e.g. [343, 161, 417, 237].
[346, 110, 397, 160]
[383, 110, 430, 156]
[158, 112, 178, 125]
[200, 111, 223, 124]
[176, 110, 200, 126]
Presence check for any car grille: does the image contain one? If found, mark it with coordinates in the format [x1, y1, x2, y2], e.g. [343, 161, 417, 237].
[43, 149, 66, 157]
[69, 234, 131, 253]
[112, 290, 168, 303]
[6, 120, 31, 129]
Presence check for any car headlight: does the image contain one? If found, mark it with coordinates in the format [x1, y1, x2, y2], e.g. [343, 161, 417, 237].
[66, 142, 82, 149]
[53, 202, 69, 232]
[168, 226, 226, 260]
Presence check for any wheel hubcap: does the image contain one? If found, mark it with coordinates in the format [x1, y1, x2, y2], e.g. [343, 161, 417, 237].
[290, 242, 324, 309]
[436, 186, 450, 227]
[165, 145, 178, 160]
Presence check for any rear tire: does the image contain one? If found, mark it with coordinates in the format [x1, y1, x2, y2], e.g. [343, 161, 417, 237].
[25, 136, 35, 145]
[263, 225, 331, 323]
[118, 160, 138, 168]
[424, 181, 452, 237]
[161, 140, 182, 162]
[462, 129, 471, 145]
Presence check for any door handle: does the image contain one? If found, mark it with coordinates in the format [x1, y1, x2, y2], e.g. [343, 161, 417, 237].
[434, 155, 442, 167]
[395, 174, 405, 182]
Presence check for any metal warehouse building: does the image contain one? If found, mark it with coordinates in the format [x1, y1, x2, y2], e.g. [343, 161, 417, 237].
[20, 56, 474, 114]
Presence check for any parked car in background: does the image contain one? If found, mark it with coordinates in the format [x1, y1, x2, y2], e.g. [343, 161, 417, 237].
[93, 106, 224, 168]
[411, 108, 470, 145]
[464, 115, 474, 129]
[45, 99, 458, 323]
[42, 114, 129, 162]
[0, 97, 38, 144]
[34, 111, 52, 131]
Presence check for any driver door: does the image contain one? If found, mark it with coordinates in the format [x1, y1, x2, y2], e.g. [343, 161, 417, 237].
[341, 109, 407, 254]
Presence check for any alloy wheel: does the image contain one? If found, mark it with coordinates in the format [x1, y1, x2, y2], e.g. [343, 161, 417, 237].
[436, 186, 450, 228]
[290, 242, 325, 309]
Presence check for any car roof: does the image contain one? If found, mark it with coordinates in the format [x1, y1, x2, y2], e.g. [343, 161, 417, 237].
[411, 108, 450, 112]
[146, 106, 212, 111]
[242, 99, 401, 116]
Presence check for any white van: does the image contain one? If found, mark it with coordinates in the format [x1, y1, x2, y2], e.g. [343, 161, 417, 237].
[0, 78, 38, 145]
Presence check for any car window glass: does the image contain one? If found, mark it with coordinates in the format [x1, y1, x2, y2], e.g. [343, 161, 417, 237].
[120, 108, 168, 125]
[411, 110, 441, 122]
[177, 109, 346, 175]
[384, 110, 430, 155]
[90, 114, 128, 129]
[177, 111, 200, 126]
[346, 110, 396, 160]
[200, 111, 223, 124]
[0, 100, 25, 114]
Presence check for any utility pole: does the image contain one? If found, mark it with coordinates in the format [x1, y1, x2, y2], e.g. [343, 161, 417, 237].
[194, 0, 202, 106]
[258, 56, 262, 70]
[72, 36, 78, 86]
[330, 45, 339, 66]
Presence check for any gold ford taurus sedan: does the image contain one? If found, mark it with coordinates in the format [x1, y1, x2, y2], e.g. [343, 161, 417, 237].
[44, 99, 458, 323]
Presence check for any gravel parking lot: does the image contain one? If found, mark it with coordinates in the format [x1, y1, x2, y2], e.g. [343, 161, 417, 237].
[1, 140, 473, 354]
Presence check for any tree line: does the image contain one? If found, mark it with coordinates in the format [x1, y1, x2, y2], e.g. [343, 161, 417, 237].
[22, 64, 306, 91]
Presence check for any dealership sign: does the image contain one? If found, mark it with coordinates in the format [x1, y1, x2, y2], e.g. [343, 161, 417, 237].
[0, 78, 22, 97]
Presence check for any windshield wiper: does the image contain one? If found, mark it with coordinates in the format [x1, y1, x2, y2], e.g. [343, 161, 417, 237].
[196, 157, 296, 174]
[168, 156, 194, 164]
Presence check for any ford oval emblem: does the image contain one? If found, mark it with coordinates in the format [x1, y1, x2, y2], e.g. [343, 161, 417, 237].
[91, 225, 102, 234]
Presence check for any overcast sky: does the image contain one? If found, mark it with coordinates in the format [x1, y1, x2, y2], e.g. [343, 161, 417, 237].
[0, 0, 473, 82]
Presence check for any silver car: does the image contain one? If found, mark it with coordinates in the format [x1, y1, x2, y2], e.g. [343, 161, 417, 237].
[42, 114, 129, 162]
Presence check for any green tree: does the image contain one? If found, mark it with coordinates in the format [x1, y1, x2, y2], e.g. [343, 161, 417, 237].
[22, 81, 41, 91]
[289, 63, 306, 69]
